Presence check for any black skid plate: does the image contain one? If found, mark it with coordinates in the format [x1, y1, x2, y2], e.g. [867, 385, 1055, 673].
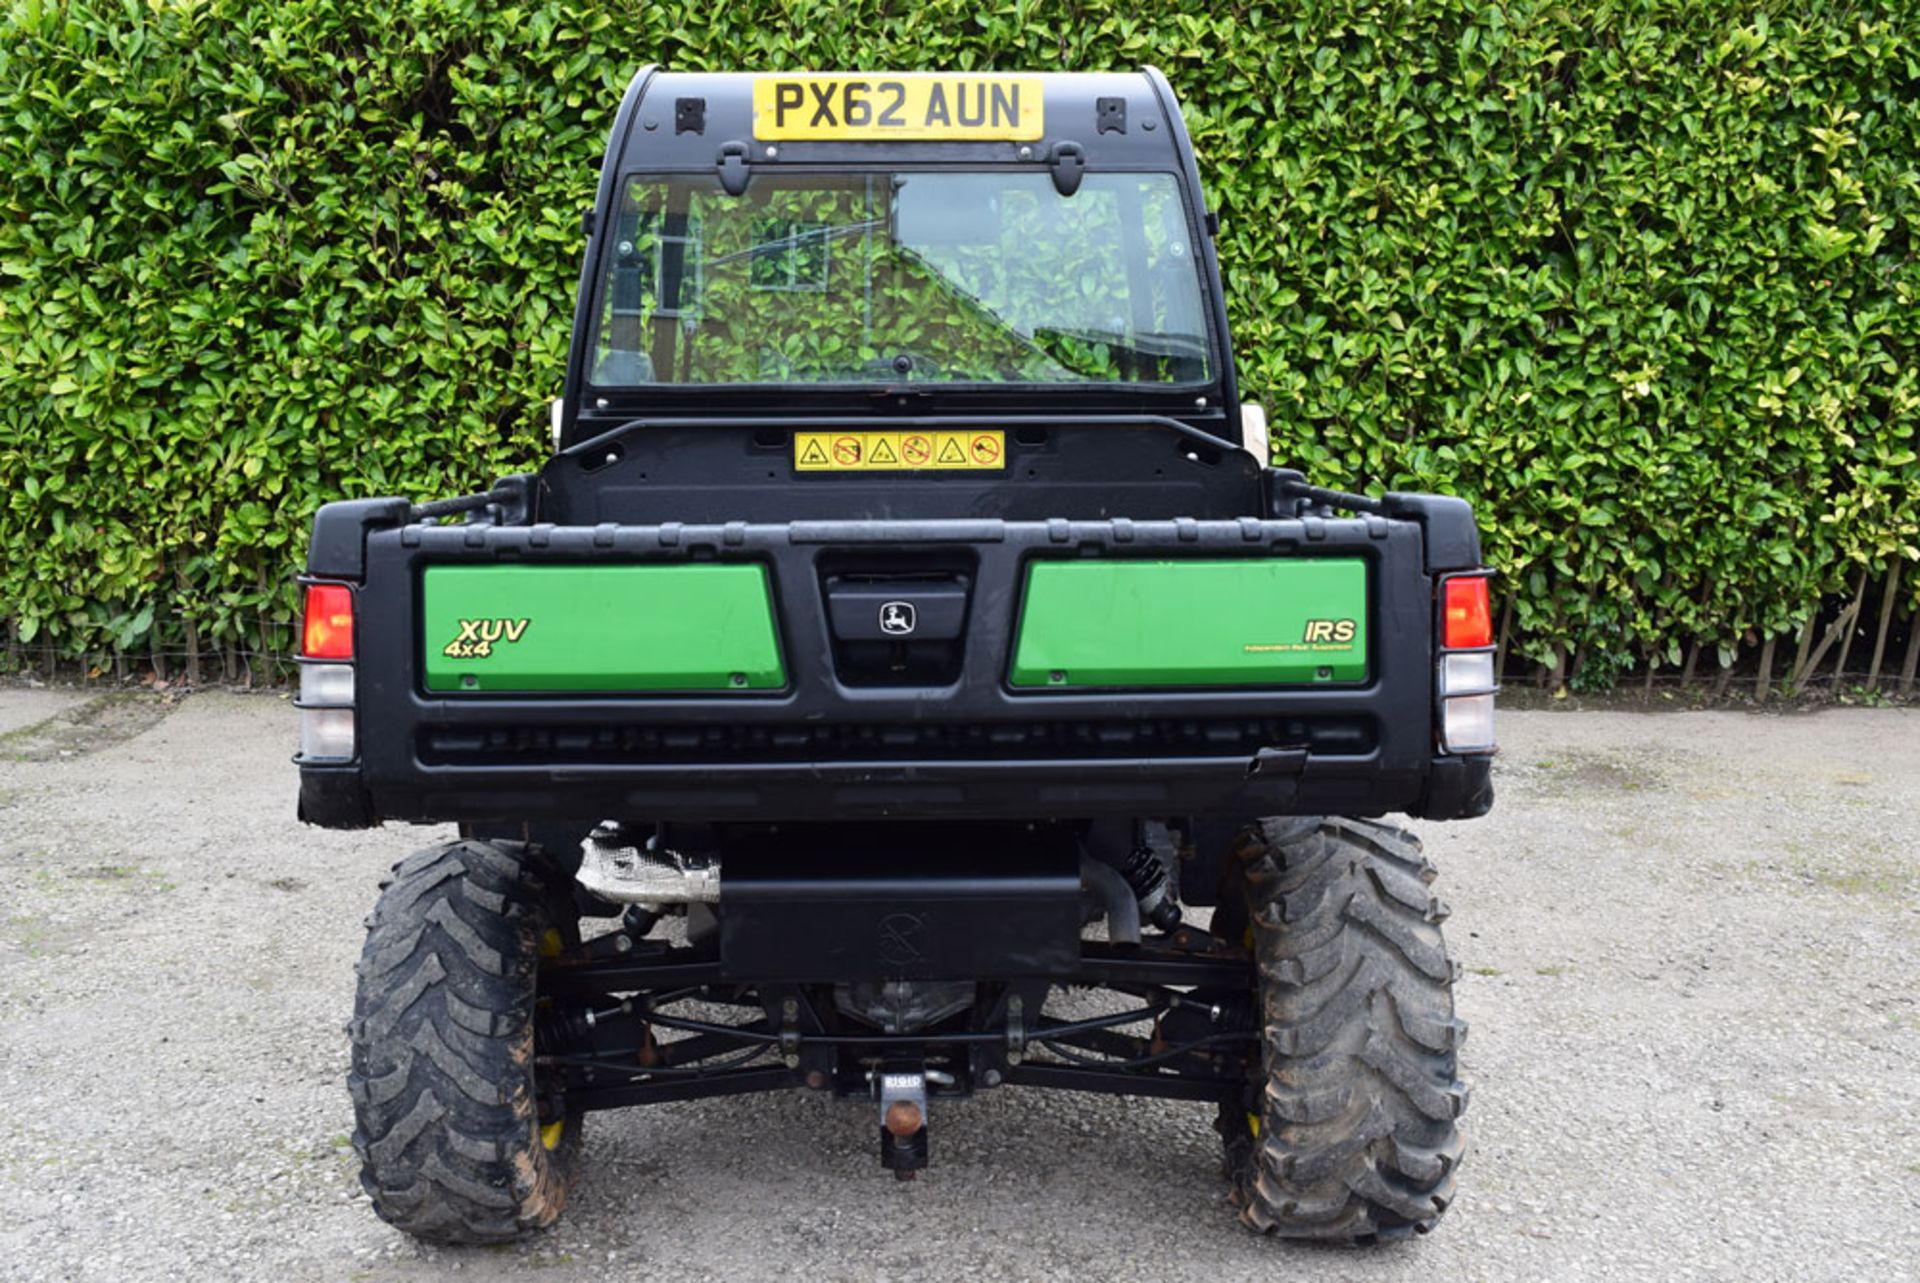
[717, 827, 1082, 982]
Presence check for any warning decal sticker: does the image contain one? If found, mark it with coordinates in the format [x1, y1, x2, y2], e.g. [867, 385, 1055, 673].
[794, 430, 1006, 472]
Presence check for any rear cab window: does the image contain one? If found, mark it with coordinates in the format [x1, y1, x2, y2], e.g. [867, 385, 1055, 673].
[589, 170, 1214, 389]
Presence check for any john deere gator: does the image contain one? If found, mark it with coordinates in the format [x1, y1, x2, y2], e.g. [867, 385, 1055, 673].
[294, 67, 1496, 1245]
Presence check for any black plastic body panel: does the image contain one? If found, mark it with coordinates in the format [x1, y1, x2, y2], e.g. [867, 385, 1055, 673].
[1382, 493, 1483, 572]
[297, 500, 1492, 828]
[305, 497, 410, 582]
[540, 417, 1261, 524]
[718, 832, 1082, 981]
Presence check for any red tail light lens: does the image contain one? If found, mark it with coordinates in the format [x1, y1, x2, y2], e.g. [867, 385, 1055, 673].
[1442, 577, 1492, 650]
[302, 584, 355, 659]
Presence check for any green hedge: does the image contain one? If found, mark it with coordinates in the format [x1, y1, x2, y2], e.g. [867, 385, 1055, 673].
[3, 1, 1917, 689]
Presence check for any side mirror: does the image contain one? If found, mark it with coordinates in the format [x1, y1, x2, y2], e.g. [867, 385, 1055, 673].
[551, 397, 565, 451]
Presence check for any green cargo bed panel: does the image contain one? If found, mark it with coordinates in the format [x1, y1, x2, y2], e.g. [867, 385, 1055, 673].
[422, 564, 785, 693]
[1010, 558, 1369, 688]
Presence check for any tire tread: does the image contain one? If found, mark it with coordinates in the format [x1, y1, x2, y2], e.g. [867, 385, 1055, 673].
[347, 838, 580, 1244]
[1222, 817, 1468, 1243]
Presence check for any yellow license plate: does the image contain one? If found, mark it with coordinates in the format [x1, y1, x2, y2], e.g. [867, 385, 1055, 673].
[753, 74, 1043, 142]
[795, 430, 1007, 472]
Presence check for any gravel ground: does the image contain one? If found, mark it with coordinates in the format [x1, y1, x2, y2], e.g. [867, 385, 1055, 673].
[0, 689, 1916, 1282]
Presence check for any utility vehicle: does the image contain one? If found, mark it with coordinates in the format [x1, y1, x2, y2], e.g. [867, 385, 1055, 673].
[296, 68, 1495, 1245]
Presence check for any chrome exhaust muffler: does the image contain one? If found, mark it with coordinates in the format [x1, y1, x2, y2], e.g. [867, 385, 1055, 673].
[576, 826, 720, 904]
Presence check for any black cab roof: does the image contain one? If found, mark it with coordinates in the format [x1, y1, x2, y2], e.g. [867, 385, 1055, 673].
[606, 69, 1192, 173]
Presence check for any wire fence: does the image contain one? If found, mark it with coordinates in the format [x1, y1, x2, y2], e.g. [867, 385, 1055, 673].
[1490, 570, 1920, 703]
[2, 613, 302, 689]
[3, 596, 1915, 702]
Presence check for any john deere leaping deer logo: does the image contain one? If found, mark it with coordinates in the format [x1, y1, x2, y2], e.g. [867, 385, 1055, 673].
[442, 618, 530, 659]
[878, 600, 917, 636]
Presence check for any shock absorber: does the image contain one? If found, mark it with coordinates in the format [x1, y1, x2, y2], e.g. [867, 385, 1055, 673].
[538, 999, 651, 1063]
[1118, 845, 1183, 932]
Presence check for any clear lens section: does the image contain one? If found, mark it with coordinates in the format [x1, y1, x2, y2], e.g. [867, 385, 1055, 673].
[299, 707, 356, 761]
[1441, 652, 1496, 696]
[1441, 694, 1496, 754]
[299, 662, 356, 707]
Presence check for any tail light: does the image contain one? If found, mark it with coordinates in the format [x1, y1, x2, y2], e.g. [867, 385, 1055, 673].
[297, 582, 357, 762]
[302, 584, 355, 659]
[1442, 576, 1493, 649]
[1436, 573, 1496, 754]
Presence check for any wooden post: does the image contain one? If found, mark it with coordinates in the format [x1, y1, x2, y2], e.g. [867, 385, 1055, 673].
[256, 571, 273, 679]
[1793, 573, 1865, 697]
[1712, 644, 1739, 699]
[178, 564, 202, 687]
[1679, 583, 1710, 688]
[184, 616, 201, 687]
[150, 551, 167, 685]
[1900, 604, 1919, 697]
[1831, 573, 1869, 690]
[1866, 563, 1901, 690]
[1789, 612, 1817, 689]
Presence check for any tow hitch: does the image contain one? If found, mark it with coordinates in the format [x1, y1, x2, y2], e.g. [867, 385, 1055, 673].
[878, 1065, 930, 1179]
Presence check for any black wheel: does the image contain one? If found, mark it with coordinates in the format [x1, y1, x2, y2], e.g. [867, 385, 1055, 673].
[1218, 817, 1468, 1243]
[347, 838, 583, 1243]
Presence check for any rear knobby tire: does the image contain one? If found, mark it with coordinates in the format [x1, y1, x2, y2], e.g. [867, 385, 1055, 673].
[347, 839, 583, 1243]
[1219, 817, 1468, 1243]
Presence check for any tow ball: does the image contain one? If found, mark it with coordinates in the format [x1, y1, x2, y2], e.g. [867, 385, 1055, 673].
[877, 1065, 930, 1180]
